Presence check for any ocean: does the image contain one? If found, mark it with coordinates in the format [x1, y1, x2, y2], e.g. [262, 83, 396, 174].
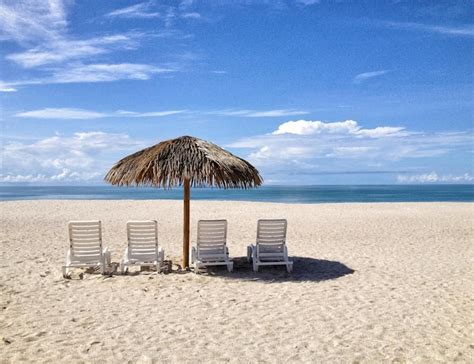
[0, 185, 473, 203]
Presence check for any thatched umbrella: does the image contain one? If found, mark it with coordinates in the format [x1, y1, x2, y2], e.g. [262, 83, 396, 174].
[104, 135, 262, 269]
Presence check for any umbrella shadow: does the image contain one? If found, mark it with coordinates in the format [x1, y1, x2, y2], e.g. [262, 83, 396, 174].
[200, 256, 355, 282]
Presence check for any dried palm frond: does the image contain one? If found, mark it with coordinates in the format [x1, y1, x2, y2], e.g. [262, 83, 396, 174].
[104, 135, 262, 188]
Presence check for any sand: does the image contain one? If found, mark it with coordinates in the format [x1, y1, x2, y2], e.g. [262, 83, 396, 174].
[0, 200, 473, 363]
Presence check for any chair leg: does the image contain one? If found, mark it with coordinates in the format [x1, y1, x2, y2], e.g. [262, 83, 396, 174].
[253, 260, 258, 272]
[62, 266, 70, 278]
[252, 246, 258, 272]
[63, 250, 71, 278]
[121, 260, 128, 274]
[101, 250, 111, 275]
[121, 248, 129, 274]
[191, 247, 196, 264]
[227, 262, 233, 272]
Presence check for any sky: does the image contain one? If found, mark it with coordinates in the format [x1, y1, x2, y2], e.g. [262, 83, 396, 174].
[0, 0, 473, 185]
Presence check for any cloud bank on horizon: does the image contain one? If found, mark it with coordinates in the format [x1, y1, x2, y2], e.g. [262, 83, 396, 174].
[0, 0, 472, 184]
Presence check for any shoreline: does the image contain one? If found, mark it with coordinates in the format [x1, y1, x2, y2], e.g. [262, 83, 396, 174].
[2, 199, 474, 204]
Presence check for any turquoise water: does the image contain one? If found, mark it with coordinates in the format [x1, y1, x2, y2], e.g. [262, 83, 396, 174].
[0, 185, 473, 203]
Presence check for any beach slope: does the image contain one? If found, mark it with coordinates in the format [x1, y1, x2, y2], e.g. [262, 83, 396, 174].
[1, 201, 473, 362]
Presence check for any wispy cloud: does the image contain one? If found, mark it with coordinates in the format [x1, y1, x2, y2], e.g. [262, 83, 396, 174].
[207, 109, 309, 117]
[296, 0, 321, 5]
[6, 34, 141, 68]
[15, 108, 186, 120]
[13, 107, 309, 120]
[0, 82, 17, 92]
[384, 22, 474, 37]
[0, 63, 174, 90]
[16, 108, 107, 120]
[181, 12, 201, 19]
[105, 2, 160, 19]
[353, 70, 390, 84]
[0, 1, 180, 90]
[51, 63, 173, 83]
[115, 110, 186, 118]
[0, 0, 67, 43]
[105, 1, 201, 25]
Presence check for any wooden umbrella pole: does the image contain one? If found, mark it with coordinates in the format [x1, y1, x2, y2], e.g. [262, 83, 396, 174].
[183, 178, 190, 269]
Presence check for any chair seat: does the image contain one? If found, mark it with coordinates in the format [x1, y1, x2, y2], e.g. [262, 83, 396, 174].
[121, 221, 164, 274]
[63, 221, 110, 277]
[192, 220, 233, 272]
[247, 219, 293, 273]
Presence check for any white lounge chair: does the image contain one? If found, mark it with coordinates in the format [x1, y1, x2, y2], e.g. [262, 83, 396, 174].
[121, 220, 164, 274]
[63, 220, 111, 277]
[247, 219, 293, 273]
[191, 220, 233, 272]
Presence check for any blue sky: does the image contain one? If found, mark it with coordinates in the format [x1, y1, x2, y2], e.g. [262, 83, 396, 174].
[1, 0, 473, 185]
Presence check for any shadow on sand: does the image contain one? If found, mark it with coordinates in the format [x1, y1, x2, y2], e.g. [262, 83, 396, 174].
[200, 256, 355, 282]
[65, 259, 353, 282]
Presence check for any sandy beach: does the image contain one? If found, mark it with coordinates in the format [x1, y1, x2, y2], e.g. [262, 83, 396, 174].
[0, 200, 473, 363]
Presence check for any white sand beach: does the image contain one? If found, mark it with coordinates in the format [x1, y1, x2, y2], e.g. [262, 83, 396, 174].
[0, 200, 473, 363]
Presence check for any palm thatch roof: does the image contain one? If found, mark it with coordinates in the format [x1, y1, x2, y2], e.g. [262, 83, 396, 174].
[104, 135, 263, 188]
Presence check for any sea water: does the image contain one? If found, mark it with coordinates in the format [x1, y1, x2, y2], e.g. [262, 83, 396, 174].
[1, 185, 473, 203]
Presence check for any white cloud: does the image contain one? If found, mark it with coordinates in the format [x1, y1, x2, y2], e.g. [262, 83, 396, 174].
[326, 146, 376, 158]
[52, 63, 173, 83]
[105, 2, 160, 19]
[397, 172, 474, 183]
[105, 1, 201, 28]
[15, 108, 108, 120]
[207, 109, 309, 118]
[247, 109, 309, 117]
[0, 83, 17, 92]
[1, 132, 143, 183]
[128, 110, 185, 117]
[272, 119, 406, 138]
[0, 63, 175, 90]
[227, 119, 473, 183]
[356, 126, 406, 138]
[273, 119, 358, 135]
[249, 145, 313, 162]
[15, 108, 186, 120]
[181, 12, 201, 19]
[353, 70, 390, 84]
[13, 107, 313, 120]
[297, 0, 321, 5]
[385, 22, 474, 37]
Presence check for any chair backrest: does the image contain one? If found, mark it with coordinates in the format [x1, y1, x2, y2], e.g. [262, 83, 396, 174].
[197, 220, 227, 254]
[68, 220, 102, 260]
[256, 219, 287, 253]
[127, 220, 158, 258]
